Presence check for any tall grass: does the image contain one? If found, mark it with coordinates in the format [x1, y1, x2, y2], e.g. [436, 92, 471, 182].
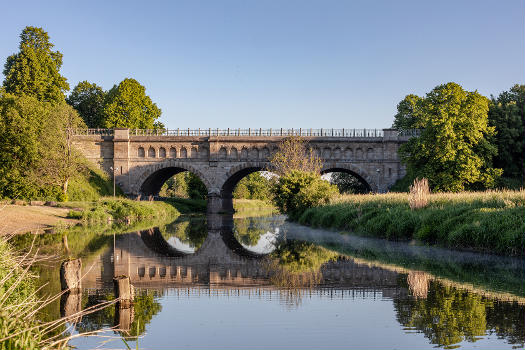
[297, 190, 525, 256]
[409, 178, 429, 209]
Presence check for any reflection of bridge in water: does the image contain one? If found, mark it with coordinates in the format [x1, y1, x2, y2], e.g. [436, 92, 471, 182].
[82, 215, 415, 299]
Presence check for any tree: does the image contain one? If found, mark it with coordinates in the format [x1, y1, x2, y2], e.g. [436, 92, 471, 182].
[3, 26, 69, 103]
[233, 172, 273, 200]
[0, 92, 85, 200]
[268, 136, 322, 176]
[488, 84, 525, 183]
[394, 83, 502, 192]
[329, 172, 370, 194]
[103, 78, 162, 129]
[67, 81, 106, 128]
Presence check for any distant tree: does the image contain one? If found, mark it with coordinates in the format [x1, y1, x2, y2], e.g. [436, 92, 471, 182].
[329, 172, 369, 194]
[103, 78, 162, 129]
[488, 84, 525, 183]
[3, 26, 69, 103]
[394, 83, 502, 192]
[67, 81, 106, 128]
[233, 172, 273, 200]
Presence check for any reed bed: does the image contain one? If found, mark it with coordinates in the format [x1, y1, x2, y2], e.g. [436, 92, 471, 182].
[296, 190, 525, 256]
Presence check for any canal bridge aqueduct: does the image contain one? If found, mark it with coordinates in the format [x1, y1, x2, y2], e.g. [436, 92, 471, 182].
[72, 128, 415, 213]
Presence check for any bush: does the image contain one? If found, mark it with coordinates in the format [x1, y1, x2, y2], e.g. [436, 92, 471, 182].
[271, 170, 338, 218]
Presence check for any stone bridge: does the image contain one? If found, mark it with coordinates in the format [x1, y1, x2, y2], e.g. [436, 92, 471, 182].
[72, 128, 415, 213]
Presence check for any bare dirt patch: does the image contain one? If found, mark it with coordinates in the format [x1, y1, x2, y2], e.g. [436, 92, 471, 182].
[0, 205, 78, 235]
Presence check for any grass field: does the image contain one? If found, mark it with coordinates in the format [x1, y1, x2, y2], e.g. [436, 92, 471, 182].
[296, 190, 525, 256]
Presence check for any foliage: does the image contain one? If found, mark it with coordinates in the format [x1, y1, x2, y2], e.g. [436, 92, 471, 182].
[394, 82, 502, 192]
[103, 78, 162, 129]
[233, 172, 273, 200]
[0, 93, 85, 200]
[329, 172, 370, 194]
[268, 136, 322, 176]
[3, 26, 68, 104]
[66, 81, 106, 128]
[488, 84, 525, 183]
[271, 170, 338, 218]
[66, 162, 123, 201]
[296, 190, 525, 255]
[159, 172, 207, 200]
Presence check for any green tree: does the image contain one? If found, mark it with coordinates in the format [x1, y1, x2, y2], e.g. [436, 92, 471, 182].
[233, 172, 273, 200]
[394, 83, 502, 192]
[329, 172, 369, 194]
[67, 81, 106, 128]
[103, 78, 162, 129]
[3, 26, 69, 103]
[488, 84, 525, 183]
[272, 170, 338, 217]
[0, 92, 85, 199]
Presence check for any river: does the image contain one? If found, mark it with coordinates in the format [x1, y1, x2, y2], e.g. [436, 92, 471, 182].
[24, 214, 525, 349]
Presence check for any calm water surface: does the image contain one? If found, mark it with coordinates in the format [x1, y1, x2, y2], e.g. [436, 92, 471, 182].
[26, 214, 525, 349]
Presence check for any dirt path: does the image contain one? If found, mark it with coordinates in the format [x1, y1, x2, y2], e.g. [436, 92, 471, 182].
[0, 205, 78, 235]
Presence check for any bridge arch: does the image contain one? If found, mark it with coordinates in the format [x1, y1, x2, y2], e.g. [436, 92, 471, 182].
[135, 160, 211, 197]
[216, 162, 273, 213]
[321, 164, 376, 192]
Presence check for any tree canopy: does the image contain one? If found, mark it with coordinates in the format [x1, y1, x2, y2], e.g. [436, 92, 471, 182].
[394, 82, 502, 192]
[103, 78, 162, 129]
[3, 26, 69, 104]
[67, 81, 106, 128]
[488, 84, 525, 182]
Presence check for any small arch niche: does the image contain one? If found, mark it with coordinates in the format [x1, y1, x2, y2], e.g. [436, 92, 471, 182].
[148, 147, 156, 158]
[170, 147, 177, 158]
[159, 147, 166, 158]
[180, 147, 187, 158]
[219, 147, 228, 159]
[138, 147, 145, 158]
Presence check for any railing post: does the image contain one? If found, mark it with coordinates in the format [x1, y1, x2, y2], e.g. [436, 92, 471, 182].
[259, 128, 262, 136]
[270, 128, 272, 136]
[188, 128, 190, 136]
[227, 128, 230, 136]
[331, 128, 334, 136]
[238, 128, 240, 136]
[248, 128, 251, 136]
[364, 128, 367, 137]
[280, 128, 283, 136]
[321, 128, 323, 136]
[342, 128, 344, 137]
[216, 128, 219, 136]
[209, 128, 211, 136]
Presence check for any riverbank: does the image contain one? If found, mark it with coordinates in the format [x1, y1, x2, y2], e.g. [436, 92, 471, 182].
[296, 190, 525, 256]
[0, 204, 78, 235]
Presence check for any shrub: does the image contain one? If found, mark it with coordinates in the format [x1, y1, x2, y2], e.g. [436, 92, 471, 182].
[271, 170, 338, 217]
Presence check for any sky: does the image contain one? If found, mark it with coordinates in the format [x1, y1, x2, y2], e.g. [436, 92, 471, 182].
[1, 0, 523, 129]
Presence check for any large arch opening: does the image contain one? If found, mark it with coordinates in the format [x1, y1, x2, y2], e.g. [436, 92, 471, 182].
[321, 167, 372, 194]
[140, 167, 208, 200]
[220, 166, 276, 214]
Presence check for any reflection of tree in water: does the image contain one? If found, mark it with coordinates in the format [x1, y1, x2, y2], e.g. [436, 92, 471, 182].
[75, 291, 162, 338]
[394, 281, 525, 349]
[233, 216, 284, 247]
[266, 240, 339, 289]
[161, 217, 207, 249]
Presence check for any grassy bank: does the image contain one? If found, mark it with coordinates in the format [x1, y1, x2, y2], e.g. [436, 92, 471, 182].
[62, 197, 180, 225]
[296, 191, 525, 256]
[233, 199, 278, 217]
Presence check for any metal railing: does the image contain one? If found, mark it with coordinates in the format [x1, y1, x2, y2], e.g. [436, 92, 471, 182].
[128, 128, 385, 137]
[398, 129, 422, 137]
[72, 128, 114, 136]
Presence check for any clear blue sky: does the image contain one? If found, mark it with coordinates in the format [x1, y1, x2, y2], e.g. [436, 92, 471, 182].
[1, 0, 523, 129]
